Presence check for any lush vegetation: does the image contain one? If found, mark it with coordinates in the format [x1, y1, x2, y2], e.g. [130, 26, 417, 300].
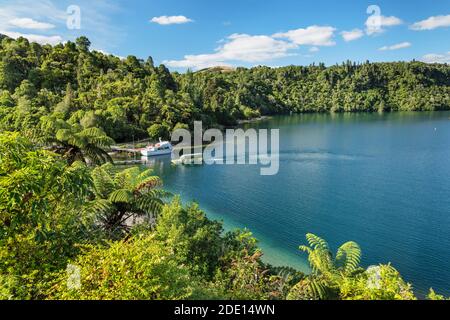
[0, 132, 448, 300]
[1, 35, 449, 300]
[0, 35, 449, 143]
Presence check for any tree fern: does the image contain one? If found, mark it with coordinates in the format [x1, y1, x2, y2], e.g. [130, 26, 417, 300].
[87, 164, 169, 238]
[295, 234, 363, 300]
[38, 115, 114, 165]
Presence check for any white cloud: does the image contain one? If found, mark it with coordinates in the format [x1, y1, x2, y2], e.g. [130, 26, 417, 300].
[0, 1, 125, 52]
[0, 1, 63, 45]
[151, 15, 193, 25]
[341, 29, 364, 42]
[166, 24, 338, 70]
[164, 33, 296, 70]
[1, 30, 62, 45]
[378, 42, 411, 51]
[0, 1, 66, 31]
[421, 52, 450, 64]
[273, 25, 336, 46]
[410, 15, 450, 30]
[9, 18, 54, 30]
[365, 15, 403, 35]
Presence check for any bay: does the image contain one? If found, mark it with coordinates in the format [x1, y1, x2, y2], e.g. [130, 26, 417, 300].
[143, 112, 450, 296]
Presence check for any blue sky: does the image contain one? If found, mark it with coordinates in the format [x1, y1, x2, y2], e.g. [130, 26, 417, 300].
[0, 0, 449, 70]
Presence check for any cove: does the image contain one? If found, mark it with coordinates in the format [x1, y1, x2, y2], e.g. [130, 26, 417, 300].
[145, 111, 450, 296]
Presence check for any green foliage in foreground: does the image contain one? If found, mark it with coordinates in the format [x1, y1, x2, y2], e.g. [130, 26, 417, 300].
[47, 200, 293, 300]
[0, 132, 448, 300]
[0, 132, 94, 298]
[48, 234, 194, 300]
[287, 234, 416, 300]
[0, 35, 449, 142]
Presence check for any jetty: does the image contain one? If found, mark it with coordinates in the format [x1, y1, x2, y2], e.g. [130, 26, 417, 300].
[111, 146, 141, 154]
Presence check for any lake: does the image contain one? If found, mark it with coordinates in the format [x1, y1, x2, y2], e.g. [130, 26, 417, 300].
[143, 112, 450, 296]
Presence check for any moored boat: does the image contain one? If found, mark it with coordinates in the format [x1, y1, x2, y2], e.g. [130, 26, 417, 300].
[140, 139, 173, 157]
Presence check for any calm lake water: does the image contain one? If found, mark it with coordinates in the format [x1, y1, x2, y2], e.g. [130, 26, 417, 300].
[144, 112, 450, 296]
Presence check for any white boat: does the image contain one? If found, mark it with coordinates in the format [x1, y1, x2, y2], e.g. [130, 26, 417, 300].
[141, 139, 173, 157]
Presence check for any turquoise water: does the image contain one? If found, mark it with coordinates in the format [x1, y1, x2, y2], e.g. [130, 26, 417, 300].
[147, 112, 450, 296]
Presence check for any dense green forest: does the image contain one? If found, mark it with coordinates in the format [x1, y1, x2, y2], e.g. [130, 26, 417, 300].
[0, 35, 449, 143]
[1, 35, 449, 300]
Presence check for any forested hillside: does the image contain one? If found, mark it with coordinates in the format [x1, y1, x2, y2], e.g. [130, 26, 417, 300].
[0, 35, 449, 142]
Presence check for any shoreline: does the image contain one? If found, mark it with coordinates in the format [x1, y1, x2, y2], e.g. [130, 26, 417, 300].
[237, 115, 272, 125]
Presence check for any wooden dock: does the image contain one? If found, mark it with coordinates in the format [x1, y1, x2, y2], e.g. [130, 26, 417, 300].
[111, 146, 141, 154]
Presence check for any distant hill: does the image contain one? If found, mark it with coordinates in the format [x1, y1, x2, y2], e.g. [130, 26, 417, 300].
[196, 66, 236, 73]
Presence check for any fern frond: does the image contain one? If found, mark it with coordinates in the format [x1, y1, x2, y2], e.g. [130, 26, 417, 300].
[114, 167, 141, 188]
[308, 249, 334, 275]
[135, 176, 162, 192]
[109, 189, 134, 204]
[85, 199, 114, 216]
[299, 245, 312, 254]
[336, 241, 361, 275]
[55, 129, 73, 142]
[309, 278, 329, 300]
[147, 189, 172, 199]
[135, 195, 163, 215]
[306, 233, 330, 252]
[91, 166, 115, 198]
